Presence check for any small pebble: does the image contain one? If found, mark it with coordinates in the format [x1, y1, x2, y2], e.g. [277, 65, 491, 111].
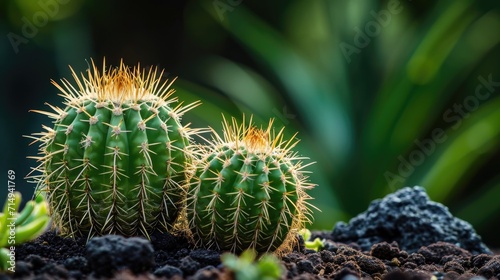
[341, 275, 360, 280]
[86, 235, 154, 276]
[154, 264, 184, 278]
[469, 277, 487, 280]
[297, 259, 315, 273]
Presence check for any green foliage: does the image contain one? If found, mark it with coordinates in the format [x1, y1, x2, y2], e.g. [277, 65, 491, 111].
[185, 116, 316, 254]
[221, 249, 283, 280]
[298, 229, 324, 252]
[27, 61, 200, 239]
[0, 192, 50, 271]
[174, 1, 500, 241]
[3, 0, 498, 246]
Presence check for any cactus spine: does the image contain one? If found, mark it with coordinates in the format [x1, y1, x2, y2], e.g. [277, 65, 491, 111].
[28, 60, 199, 238]
[185, 116, 316, 255]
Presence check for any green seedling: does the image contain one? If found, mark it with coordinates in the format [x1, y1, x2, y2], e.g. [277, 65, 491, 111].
[185, 115, 317, 255]
[298, 228, 324, 252]
[0, 192, 50, 272]
[221, 249, 283, 280]
[27, 60, 200, 239]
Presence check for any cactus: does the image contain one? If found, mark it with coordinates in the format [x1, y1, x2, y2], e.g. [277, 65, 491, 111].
[27, 60, 200, 239]
[185, 116, 316, 255]
[0, 192, 50, 272]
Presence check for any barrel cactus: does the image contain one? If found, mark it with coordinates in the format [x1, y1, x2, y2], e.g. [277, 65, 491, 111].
[27, 60, 200, 239]
[185, 116, 316, 255]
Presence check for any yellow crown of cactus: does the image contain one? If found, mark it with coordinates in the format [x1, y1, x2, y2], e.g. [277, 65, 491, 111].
[27, 60, 200, 239]
[184, 115, 317, 255]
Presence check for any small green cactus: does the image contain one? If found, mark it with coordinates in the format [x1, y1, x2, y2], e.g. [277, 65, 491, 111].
[27, 60, 200, 238]
[0, 192, 50, 272]
[185, 116, 316, 255]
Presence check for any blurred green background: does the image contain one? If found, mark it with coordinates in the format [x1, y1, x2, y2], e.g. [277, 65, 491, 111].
[1, 0, 499, 246]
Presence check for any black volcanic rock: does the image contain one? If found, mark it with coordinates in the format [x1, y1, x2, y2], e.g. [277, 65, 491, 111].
[86, 235, 155, 277]
[332, 186, 491, 254]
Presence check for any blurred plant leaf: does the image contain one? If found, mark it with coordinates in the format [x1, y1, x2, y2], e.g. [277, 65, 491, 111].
[186, 0, 500, 237]
[203, 2, 353, 164]
[417, 97, 500, 202]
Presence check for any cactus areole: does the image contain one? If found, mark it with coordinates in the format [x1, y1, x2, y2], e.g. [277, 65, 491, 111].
[186, 116, 316, 255]
[28, 60, 199, 239]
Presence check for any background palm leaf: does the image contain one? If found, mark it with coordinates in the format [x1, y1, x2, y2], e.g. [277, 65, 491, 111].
[1, 0, 499, 246]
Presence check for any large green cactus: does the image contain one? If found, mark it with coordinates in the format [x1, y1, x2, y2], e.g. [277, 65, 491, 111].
[27, 61, 199, 239]
[185, 116, 316, 255]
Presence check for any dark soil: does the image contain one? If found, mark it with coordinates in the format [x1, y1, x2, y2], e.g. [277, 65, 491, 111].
[0, 230, 499, 280]
[2, 187, 498, 279]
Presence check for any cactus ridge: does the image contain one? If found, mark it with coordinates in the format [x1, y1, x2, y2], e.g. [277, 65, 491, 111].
[27, 60, 200, 239]
[185, 115, 316, 255]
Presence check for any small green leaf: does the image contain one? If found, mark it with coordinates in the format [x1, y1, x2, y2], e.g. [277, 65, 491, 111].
[15, 216, 50, 244]
[221, 249, 283, 280]
[257, 255, 283, 279]
[298, 228, 311, 242]
[15, 201, 35, 226]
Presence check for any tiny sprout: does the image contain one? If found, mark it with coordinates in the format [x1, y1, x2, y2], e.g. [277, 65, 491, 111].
[299, 228, 325, 252]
